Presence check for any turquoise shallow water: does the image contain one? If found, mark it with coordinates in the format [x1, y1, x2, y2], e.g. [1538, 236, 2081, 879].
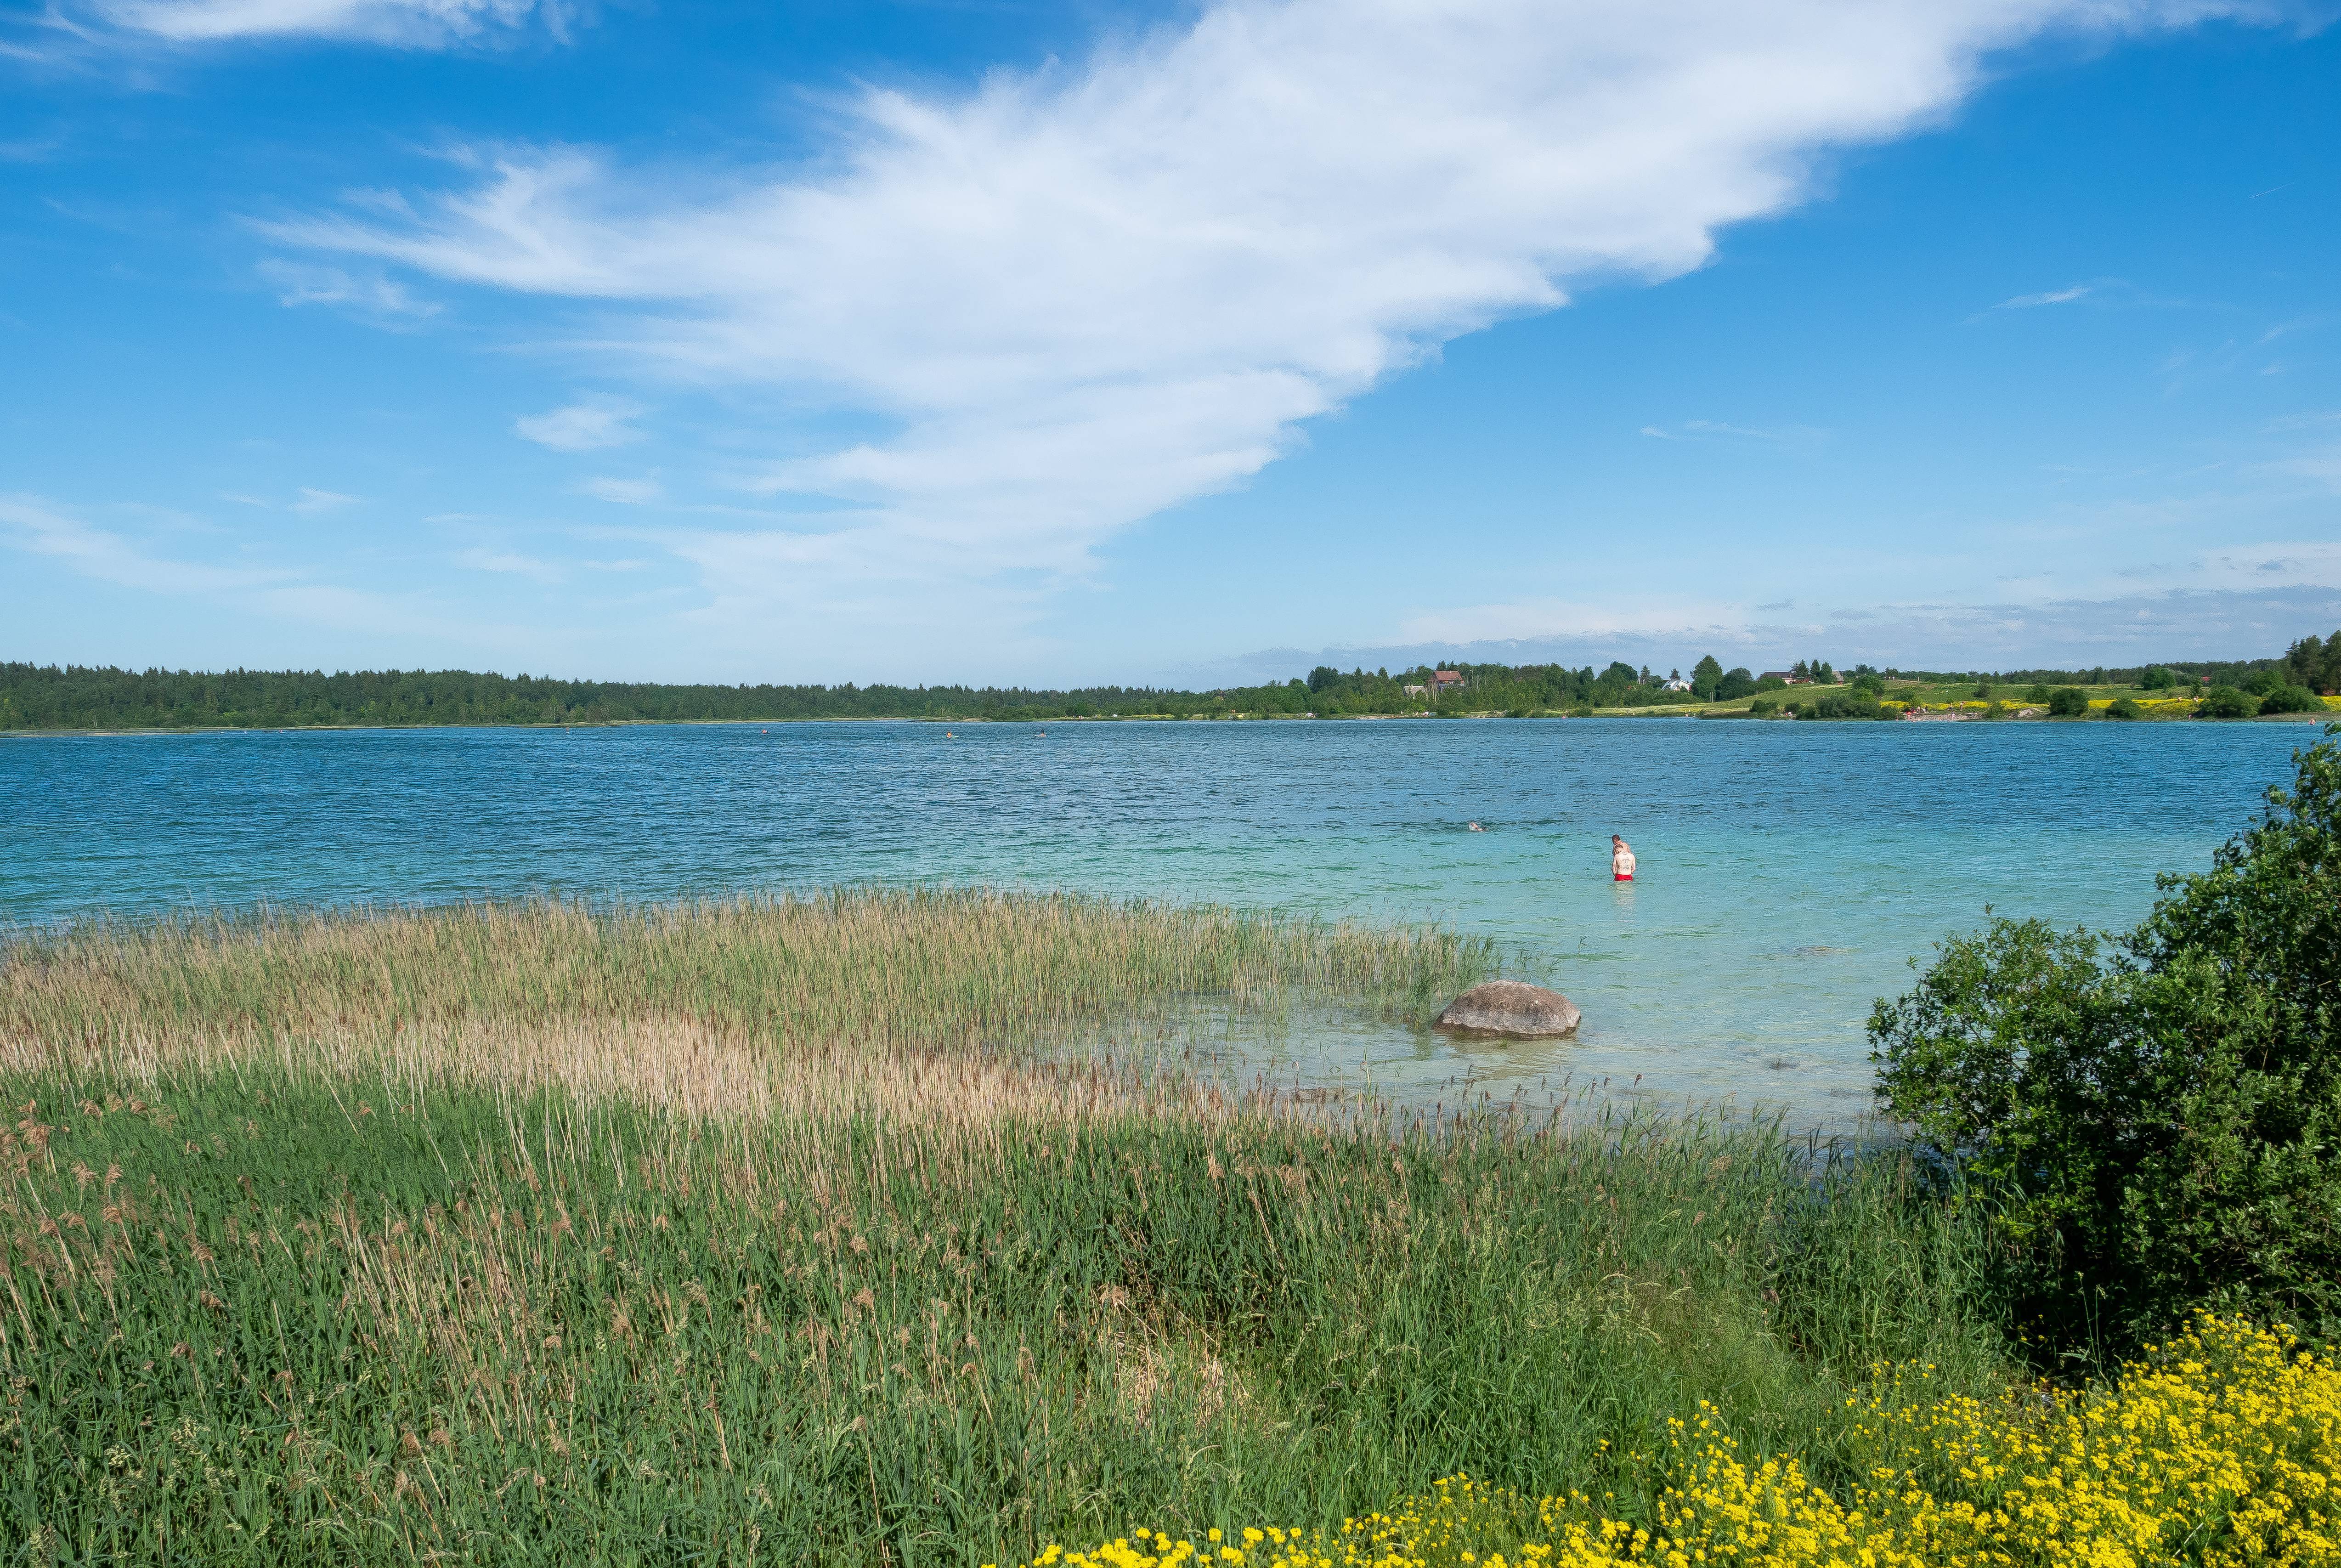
[2, 717, 2323, 1130]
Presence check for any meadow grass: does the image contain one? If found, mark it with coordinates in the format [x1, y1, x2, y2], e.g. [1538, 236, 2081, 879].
[0, 894, 2012, 1565]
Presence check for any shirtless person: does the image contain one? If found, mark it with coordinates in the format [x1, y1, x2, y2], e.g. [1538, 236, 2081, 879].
[1611, 835, 1636, 882]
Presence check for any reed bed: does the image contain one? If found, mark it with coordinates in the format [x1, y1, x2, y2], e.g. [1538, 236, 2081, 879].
[0, 891, 2013, 1565]
[0, 889, 1494, 1086]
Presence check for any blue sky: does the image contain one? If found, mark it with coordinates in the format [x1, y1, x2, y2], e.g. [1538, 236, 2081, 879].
[3, 0, 2337, 686]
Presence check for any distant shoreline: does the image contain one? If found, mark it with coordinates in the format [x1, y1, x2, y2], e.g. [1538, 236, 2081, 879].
[6, 705, 2335, 739]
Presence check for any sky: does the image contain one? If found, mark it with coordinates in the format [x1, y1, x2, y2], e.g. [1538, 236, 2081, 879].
[2, 0, 2338, 686]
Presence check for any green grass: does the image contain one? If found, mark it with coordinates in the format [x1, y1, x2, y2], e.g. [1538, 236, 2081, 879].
[0, 895, 2013, 1565]
[0, 1071, 2004, 1566]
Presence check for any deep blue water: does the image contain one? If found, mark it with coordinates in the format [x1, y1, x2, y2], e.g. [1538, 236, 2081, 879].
[3, 717, 2322, 1129]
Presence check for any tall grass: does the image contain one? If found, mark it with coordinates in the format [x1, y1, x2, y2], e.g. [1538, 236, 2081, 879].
[0, 892, 2010, 1564]
[1, 889, 1494, 1077]
[0, 1070, 1999, 1566]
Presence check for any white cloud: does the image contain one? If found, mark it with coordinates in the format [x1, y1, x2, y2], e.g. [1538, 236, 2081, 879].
[90, 0, 571, 45]
[272, 0, 2267, 660]
[458, 545, 565, 583]
[0, 492, 288, 595]
[291, 487, 359, 513]
[259, 260, 440, 322]
[1640, 418, 1829, 447]
[580, 475, 662, 504]
[1997, 283, 2094, 308]
[515, 396, 645, 452]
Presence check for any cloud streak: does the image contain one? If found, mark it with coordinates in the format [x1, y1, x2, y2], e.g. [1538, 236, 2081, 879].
[89, 0, 573, 46]
[266, 0, 2265, 659]
[515, 396, 645, 452]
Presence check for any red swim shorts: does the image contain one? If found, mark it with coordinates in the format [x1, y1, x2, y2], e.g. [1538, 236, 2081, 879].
[1614, 872, 1633, 882]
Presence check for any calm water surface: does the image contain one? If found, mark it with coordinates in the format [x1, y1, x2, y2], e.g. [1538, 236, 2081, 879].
[3, 718, 2319, 1130]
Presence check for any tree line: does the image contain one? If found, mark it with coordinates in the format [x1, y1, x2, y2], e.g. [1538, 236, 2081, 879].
[1, 634, 2330, 731]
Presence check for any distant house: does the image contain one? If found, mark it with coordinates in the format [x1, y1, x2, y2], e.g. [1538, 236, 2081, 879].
[1759, 671, 1809, 685]
[1402, 684, 1428, 698]
[1432, 669, 1465, 691]
[1660, 677, 1693, 692]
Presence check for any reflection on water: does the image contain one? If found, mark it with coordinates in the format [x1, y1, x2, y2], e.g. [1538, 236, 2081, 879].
[4, 717, 2318, 1132]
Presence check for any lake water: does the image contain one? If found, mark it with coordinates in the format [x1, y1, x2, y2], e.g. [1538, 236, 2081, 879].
[3, 718, 2322, 1131]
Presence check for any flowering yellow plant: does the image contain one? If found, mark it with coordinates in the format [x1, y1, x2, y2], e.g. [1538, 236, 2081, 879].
[1003, 1317, 2341, 1568]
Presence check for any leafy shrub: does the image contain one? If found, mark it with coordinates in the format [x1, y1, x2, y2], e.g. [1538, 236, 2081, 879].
[1749, 698, 1777, 717]
[1801, 692, 1890, 721]
[2047, 687, 2089, 718]
[1756, 674, 1788, 693]
[2259, 684, 2324, 715]
[2140, 666, 2179, 691]
[2025, 683, 2052, 704]
[1872, 728, 2341, 1349]
[2106, 696, 2143, 720]
[2200, 685, 2259, 719]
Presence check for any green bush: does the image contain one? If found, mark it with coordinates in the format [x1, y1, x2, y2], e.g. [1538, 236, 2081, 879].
[2024, 684, 2052, 704]
[2200, 686, 2259, 719]
[1800, 692, 1890, 721]
[2046, 687, 2089, 718]
[1872, 727, 2341, 1351]
[2107, 696, 2143, 720]
[1749, 698, 1777, 717]
[2140, 667, 2179, 691]
[2258, 684, 2324, 716]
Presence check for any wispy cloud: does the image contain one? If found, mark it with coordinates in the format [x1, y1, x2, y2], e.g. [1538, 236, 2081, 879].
[515, 396, 645, 453]
[580, 475, 661, 504]
[84, 0, 577, 47]
[1640, 418, 1828, 448]
[258, 0, 2263, 665]
[259, 260, 439, 323]
[457, 545, 565, 583]
[0, 492, 516, 646]
[0, 492, 288, 595]
[291, 487, 358, 513]
[1997, 283, 2095, 309]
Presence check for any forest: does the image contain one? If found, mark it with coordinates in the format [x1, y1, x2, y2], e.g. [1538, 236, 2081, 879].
[0, 632, 2327, 730]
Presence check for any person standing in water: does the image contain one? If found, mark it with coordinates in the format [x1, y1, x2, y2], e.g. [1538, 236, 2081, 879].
[1611, 835, 1636, 882]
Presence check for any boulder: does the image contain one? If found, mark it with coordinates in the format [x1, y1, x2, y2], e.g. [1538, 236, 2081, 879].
[1436, 980, 1581, 1038]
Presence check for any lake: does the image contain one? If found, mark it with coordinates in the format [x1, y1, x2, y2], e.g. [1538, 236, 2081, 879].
[3, 717, 2321, 1130]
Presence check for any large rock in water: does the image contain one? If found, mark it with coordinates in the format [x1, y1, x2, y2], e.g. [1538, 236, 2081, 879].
[1436, 980, 1581, 1038]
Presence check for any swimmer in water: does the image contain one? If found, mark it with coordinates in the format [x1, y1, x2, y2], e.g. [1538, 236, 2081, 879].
[1466, 821, 1485, 832]
[1611, 835, 1636, 882]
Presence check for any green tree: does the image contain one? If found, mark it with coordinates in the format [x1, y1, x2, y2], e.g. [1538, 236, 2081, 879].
[2047, 687, 2089, 718]
[2139, 667, 2178, 691]
[2200, 686, 2259, 719]
[2106, 697, 2143, 720]
[1872, 727, 2341, 1347]
[1716, 668, 1758, 701]
[1690, 654, 1725, 700]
